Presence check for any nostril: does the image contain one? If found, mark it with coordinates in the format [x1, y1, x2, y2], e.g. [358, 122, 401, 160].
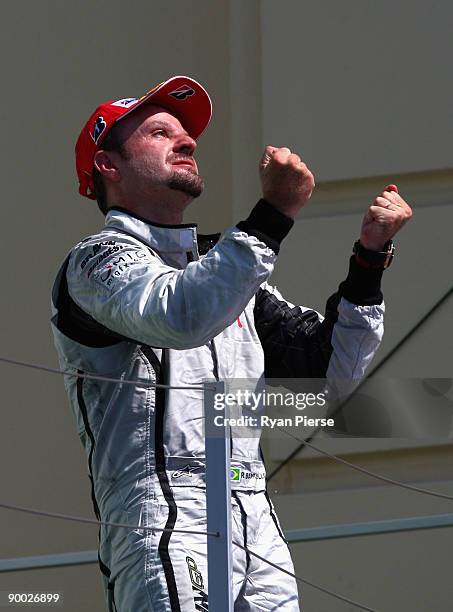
[179, 144, 194, 156]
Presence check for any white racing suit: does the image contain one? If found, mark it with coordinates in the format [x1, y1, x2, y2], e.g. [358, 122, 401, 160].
[50, 199, 385, 611]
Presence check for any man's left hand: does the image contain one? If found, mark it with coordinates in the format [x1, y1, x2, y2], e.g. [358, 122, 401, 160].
[360, 185, 413, 251]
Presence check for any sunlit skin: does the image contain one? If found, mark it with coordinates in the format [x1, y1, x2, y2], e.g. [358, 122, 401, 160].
[93, 104, 204, 224]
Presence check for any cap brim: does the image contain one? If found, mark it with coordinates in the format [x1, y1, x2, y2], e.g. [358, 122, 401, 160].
[117, 75, 212, 140]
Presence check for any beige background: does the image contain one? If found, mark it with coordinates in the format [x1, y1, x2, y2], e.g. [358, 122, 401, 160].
[0, 1, 452, 610]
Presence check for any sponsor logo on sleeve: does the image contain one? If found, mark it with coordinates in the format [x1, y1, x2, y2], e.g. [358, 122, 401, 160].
[84, 245, 125, 278]
[94, 250, 150, 286]
[80, 241, 120, 270]
[80, 243, 150, 286]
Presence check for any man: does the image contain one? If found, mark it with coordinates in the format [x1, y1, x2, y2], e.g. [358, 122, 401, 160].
[51, 75, 412, 611]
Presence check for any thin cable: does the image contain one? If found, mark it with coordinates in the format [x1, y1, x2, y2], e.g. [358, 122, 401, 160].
[276, 428, 453, 501]
[0, 501, 378, 610]
[369, 287, 453, 377]
[267, 284, 453, 481]
[0, 356, 204, 391]
[0, 502, 219, 537]
[233, 541, 379, 612]
[5, 353, 452, 501]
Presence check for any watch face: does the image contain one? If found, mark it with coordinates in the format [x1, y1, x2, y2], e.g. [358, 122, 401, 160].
[384, 244, 395, 268]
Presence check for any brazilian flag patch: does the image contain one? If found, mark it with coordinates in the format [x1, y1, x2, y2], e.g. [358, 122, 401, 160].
[231, 467, 242, 481]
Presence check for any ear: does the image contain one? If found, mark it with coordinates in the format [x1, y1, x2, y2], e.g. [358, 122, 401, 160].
[94, 150, 122, 183]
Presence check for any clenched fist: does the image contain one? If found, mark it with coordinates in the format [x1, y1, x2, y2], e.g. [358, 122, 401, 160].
[260, 146, 315, 219]
[360, 185, 413, 251]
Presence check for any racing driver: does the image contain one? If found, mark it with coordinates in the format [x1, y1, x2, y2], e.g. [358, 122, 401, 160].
[51, 75, 412, 611]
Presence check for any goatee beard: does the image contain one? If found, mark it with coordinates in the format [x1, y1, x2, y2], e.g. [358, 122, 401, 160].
[167, 169, 204, 198]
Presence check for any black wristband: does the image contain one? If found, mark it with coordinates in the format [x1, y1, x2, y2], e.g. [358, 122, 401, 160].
[353, 240, 395, 269]
[339, 256, 384, 306]
[236, 199, 294, 254]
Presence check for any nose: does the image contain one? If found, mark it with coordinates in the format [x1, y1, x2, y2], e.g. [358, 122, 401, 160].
[174, 132, 197, 156]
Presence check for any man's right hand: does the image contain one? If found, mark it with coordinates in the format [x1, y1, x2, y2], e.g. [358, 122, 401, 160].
[259, 145, 315, 219]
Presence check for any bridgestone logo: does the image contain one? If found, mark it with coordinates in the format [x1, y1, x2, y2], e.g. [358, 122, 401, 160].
[169, 85, 195, 100]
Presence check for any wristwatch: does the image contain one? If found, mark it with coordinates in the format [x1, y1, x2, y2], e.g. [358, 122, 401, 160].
[353, 239, 395, 269]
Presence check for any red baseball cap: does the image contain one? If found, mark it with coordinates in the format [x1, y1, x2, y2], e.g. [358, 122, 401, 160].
[75, 75, 212, 200]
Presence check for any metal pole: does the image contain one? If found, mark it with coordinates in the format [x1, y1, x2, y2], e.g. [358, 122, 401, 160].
[285, 512, 453, 543]
[204, 380, 233, 612]
[0, 550, 98, 572]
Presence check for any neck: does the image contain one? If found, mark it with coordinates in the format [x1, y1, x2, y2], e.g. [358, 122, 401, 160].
[124, 202, 187, 225]
[108, 190, 192, 225]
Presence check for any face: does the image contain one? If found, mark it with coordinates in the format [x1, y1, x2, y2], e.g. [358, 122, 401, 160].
[110, 104, 204, 200]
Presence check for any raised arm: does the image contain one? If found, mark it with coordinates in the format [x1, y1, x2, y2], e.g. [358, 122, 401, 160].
[63, 145, 316, 349]
[255, 184, 412, 383]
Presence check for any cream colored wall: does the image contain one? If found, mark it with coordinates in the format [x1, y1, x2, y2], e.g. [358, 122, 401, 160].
[259, 2, 453, 610]
[261, 0, 453, 181]
[273, 484, 453, 611]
